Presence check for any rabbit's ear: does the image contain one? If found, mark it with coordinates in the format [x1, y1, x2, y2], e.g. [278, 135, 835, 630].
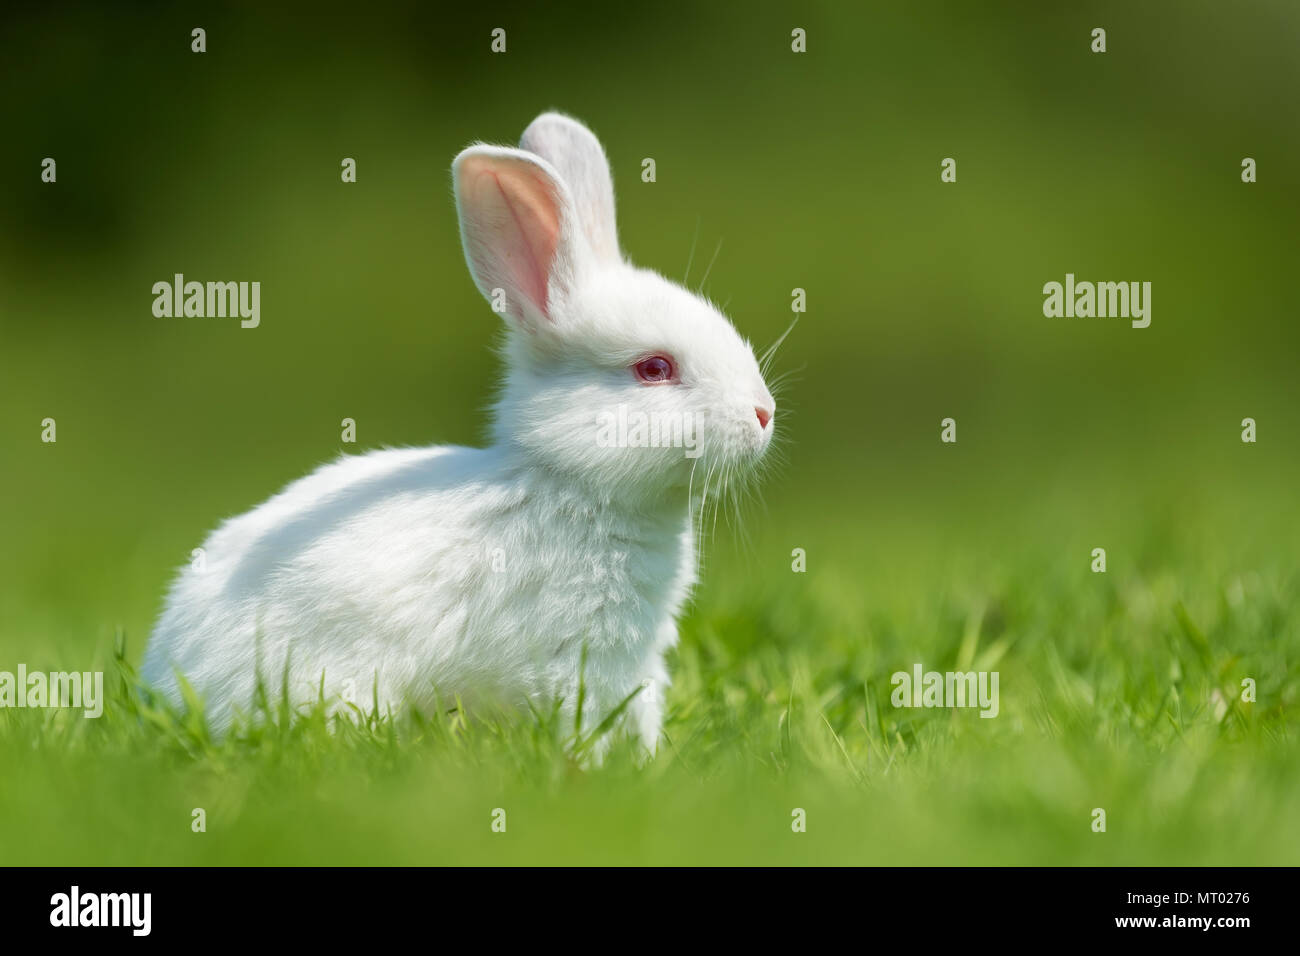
[453, 145, 583, 329]
[520, 112, 620, 265]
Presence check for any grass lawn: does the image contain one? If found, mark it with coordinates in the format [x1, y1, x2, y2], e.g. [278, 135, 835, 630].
[3, 455, 1296, 866]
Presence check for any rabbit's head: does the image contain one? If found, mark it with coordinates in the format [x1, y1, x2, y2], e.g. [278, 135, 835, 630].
[453, 112, 775, 505]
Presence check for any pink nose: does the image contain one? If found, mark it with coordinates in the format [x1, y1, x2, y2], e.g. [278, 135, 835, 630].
[755, 407, 772, 430]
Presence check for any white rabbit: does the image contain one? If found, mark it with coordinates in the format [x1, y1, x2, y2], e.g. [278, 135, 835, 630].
[141, 112, 776, 754]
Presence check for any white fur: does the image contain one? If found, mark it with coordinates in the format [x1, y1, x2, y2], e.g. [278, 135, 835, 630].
[142, 112, 775, 754]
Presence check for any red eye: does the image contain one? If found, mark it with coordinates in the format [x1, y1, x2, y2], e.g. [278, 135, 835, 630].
[633, 355, 676, 384]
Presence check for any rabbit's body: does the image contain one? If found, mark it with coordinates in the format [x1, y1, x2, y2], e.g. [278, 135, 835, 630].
[143, 442, 691, 743]
[144, 113, 775, 753]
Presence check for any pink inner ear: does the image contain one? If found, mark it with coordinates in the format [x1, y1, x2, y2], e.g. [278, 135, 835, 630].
[466, 159, 561, 320]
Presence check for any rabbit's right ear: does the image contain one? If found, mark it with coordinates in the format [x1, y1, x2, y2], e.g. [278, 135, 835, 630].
[520, 113, 620, 265]
[453, 145, 584, 331]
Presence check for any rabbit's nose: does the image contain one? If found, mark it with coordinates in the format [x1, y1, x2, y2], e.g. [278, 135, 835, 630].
[755, 406, 772, 430]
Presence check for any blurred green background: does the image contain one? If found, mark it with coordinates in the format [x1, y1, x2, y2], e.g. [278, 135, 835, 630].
[1, 1, 1297, 865]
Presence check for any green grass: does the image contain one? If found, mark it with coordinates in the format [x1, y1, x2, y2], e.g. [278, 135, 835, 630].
[2, 466, 1297, 866]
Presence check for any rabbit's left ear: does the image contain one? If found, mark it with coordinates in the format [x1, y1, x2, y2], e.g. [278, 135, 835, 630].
[521, 112, 620, 265]
[453, 145, 586, 330]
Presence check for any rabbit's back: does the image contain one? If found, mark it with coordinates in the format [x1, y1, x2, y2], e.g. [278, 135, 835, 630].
[142, 444, 695, 731]
[143, 445, 511, 722]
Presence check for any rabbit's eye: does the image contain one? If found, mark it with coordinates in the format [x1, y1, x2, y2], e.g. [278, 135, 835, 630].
[633, 355, 676, 384]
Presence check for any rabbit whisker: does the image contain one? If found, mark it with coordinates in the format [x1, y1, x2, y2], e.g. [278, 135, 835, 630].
[683, 215, 701, 285]
[697, 237, 723, 293]
[759, 316, 799, 375]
